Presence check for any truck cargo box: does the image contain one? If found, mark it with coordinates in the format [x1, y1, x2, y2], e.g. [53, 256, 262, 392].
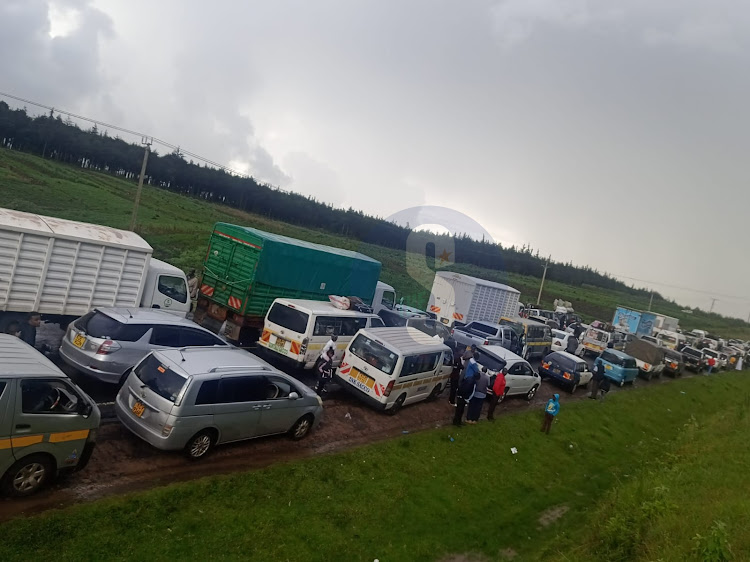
[200, 223, 382, 320]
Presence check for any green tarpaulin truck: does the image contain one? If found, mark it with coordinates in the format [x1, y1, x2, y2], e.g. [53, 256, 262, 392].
[194, 223, 396, 344]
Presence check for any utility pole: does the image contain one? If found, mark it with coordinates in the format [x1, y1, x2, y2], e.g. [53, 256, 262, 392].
[710, 298, 717, 313]
[536, 256, 550, 306]
[129, 137, 152, 231]
[648, 290, 654, 311]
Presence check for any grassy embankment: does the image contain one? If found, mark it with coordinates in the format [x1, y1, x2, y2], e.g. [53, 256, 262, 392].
[1, 372, 749, 560]
[1, 148, 747, 339]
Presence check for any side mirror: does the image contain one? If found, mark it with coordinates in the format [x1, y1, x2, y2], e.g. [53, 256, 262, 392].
[288, 392, 299, 400]
[78, 401, 93, 418]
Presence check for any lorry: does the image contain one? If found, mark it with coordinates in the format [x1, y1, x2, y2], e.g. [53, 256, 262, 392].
[611, 306, 657, 338]
[0, 208, 189, 331]
[427, 271, 520, 328]
[193, 223, 396, 345]
[653, 313, 679, 333]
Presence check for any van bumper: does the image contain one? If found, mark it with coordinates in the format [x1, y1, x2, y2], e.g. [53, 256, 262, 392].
[334, 374, 388, 411]
[256, 343, 307, 369]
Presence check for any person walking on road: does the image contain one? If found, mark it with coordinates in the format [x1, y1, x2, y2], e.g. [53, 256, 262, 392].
[706, 356, 716, 374]
[487, 369, 506, 421]
[448, 347, 462, 406]
[467, 366, 490, 424]
[541, 393, 560, 434]
[315, 348, 335, 396]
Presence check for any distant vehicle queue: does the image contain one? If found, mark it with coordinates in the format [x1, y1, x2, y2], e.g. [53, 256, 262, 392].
[1, 211, 747, 498]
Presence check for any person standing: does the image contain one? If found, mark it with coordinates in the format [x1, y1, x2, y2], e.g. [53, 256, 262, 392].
[448, 347, 462, 406]
[315, 334, 339, 371]
[487, 369, 506, 421]
[315, 348, 335, 396]
[453, 372, 478, 427]
[706, 356, 716, 374]
[566, 334, 579, 355]
[467, 367, 490, 424]
[736, 355, 744, 371]
[19, 312, 41, 348]
[541, 393, 560, 434]
[589, 361, 603, 399]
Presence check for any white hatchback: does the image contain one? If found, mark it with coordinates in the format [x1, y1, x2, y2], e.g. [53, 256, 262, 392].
[473, 345, 542, 402]
[551, 329, 573, 352]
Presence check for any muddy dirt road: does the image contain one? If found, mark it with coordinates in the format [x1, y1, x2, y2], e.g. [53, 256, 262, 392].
[0, 324, 688, 522]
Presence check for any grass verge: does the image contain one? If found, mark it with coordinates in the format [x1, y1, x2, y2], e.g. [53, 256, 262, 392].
[1, 373, 749, 561]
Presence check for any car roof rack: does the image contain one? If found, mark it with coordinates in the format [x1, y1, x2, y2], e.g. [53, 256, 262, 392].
[207, 365, 273, 373]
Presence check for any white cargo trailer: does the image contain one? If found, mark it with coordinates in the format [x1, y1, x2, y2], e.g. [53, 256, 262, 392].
[0, 208, 189, 328]
[427, 271, 521, 327]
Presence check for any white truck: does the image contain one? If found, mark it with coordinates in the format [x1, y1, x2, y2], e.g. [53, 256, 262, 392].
[0, 208, 189, 330]
[427, 271, 521, 328]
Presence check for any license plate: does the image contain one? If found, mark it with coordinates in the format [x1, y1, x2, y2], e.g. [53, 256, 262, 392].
[73, 334, 86, 348]
[552, 367, 560, 374]
[351, 368, 375, 389]
[274, 336, 287, 347]
[132, 402, 145, 417]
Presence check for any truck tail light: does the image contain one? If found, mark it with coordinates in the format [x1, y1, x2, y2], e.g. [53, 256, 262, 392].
[96, 340, 121, 355]
[384, 380, 395, 397]
[300, 337, 309, 354]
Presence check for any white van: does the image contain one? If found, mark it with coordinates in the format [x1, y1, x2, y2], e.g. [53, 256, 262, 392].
[335, 327, 453, 414]
[258, 299, 385, 369]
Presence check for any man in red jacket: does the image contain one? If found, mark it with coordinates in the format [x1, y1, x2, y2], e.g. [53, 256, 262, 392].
[487, 370, 506, 421]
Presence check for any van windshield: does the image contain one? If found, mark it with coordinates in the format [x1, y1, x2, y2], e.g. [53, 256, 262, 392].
[586, 329, 608, 342]
[135, 355, 187, 403]
[267, 303, 310, 334]
[349, 334, 398, 375]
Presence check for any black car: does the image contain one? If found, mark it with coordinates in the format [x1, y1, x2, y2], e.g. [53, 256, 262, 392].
[662, 349, 684, 377]
[681, 346, 704, 372]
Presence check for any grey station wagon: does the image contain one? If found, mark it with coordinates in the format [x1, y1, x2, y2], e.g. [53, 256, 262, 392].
[60, 308, 228, 384]
[115, 347, 323, 459]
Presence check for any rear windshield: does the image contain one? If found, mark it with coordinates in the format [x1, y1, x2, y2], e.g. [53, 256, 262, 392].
[601, 351, 635, 368]
[551, 330, 566, 340]
[349, 334, 398, 375]
[74, 310, 149, 341]
[474, 349, 507, 373]
[135, 355, 187, 403]
[469, 323, 498, 336]
[703, 349, 718, 358]
[550, 353, 577, 371]
[683, 347, 701, 358]
[267, 303, 310, 334]
[586, 329, 608, 343]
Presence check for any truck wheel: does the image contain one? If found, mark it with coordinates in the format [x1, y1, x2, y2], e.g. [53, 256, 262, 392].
[387, 394, 407, 416]
[1, 454, 55, 497]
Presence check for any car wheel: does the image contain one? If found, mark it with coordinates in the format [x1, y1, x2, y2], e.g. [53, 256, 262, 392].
[1, 454, 54, 497]
[184, 430, 215, 460]
[526, 385, 538, 401]
[289, 415, 314, 441]
[387, 393, 407, 416]
[426, 384, 442, 402]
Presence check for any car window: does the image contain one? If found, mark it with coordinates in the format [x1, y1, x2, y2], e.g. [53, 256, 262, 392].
[349, 334, 398, 375]
[151, 325, 182, 347]
[264, 376, 296, 399]
[20, 379, 82, 415]
[267, 303, 309, 333]
[507, 362, 524, 375]
[470, 323, 498, 336]
[379, 310, 407, 327]
[217, 376, 267, 403]
[520, 363, 534, 376]
[135, 355, 188, 402]
[601, 350, 619, 364]
[400, 353, 440, 377]
[195, 379, 219, 405]
[157, 275, 188, 304]
[180, 328, 225, 347]
[369, 317, 385, 328]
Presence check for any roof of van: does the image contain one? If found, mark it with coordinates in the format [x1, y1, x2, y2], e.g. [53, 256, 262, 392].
[273, 299, 378, 317]
[0, 207, 152, 252]
[360, 327, 450, 354]
[0, 334, 66, 378]
[435, 271, 520, 294]
[153, 347, 276, 377]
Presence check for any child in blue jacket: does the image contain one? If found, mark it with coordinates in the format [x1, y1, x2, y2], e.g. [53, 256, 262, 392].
[541, 393, 560, 434]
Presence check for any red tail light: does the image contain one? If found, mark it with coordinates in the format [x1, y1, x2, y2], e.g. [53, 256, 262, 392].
[563, 371, 572, 380]
[96, 339, 121, 355]
[384, 380, 395, 397]
[483, 340, 489, 345]
[542, 362, 550, 369]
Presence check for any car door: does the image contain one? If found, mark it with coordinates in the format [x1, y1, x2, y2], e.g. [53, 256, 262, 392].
[149, 325, 183, 349]
[504, 361, 525, 395]
[399, 352, 441, 404]
[12, 378, 93, 469]
[213, 375, 267, 443]
[256, 376, 306, 436]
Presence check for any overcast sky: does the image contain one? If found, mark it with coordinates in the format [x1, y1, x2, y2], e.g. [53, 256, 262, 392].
[2, 0, 750, 319]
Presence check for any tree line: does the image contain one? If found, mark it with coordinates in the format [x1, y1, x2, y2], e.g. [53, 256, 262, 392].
[0, 101, 652, 298]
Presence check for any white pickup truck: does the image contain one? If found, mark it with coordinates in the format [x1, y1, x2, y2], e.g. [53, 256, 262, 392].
[452, 321, 520, 352]
[0, 207, 190, 330]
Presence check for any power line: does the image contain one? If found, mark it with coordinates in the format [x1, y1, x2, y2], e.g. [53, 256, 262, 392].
[0, 90, 262, 182]
[611, 272, 750, 304]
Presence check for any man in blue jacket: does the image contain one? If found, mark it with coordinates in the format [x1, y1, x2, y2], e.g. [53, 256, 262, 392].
[541, 393, 560, 434]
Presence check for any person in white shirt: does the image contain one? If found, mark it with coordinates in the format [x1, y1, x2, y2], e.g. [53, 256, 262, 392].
[320, 334, 339, 360]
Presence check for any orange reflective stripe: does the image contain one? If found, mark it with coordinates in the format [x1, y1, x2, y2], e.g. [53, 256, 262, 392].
[290, 341, 301, 354]
[49, 430, 89, 443]
[261, 330, 271, 343]
[0, 439, 11, 450]
[11, 435, 43, 448]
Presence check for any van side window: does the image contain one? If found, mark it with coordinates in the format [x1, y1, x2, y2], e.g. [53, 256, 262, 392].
[264, 376, 296, 400]
[400, 353, 440, 377]
[195, 379, 220, 405]
[369, 317, 385, 328]
[217, 376, 266, 403]
[151, 325, 182, 347]
[20, 379, 81, 414]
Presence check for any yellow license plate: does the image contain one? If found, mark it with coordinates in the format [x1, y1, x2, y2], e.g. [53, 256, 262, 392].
[73, 334, 86, 348]
[132, 402, 145, 417]
[274, 336, 287, 347]
[352, 368, 375, 389]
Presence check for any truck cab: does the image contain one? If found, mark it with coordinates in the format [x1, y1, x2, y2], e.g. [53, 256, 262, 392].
[140, 259, 190, 317]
